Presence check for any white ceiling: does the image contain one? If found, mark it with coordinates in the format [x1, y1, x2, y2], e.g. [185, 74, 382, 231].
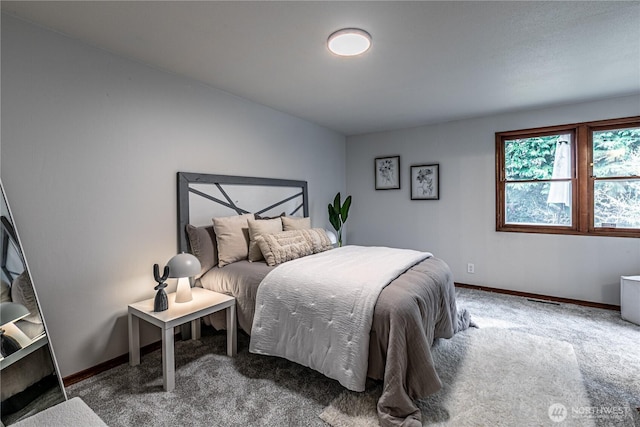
[2, 1, 639, 136]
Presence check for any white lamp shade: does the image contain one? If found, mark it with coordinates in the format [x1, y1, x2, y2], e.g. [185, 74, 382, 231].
[0, 302, 30, 327]
[167, 253, 201, 278]
[167, 253, 200, 304]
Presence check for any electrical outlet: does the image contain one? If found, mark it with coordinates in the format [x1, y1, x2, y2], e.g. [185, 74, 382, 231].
[467, 263, 475, 274]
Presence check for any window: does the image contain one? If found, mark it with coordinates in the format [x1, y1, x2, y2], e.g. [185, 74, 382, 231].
[496, 116, 640, 237]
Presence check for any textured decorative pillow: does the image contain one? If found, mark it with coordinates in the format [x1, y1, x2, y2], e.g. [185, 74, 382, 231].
[11, 271, 43, 324]
[247, 218, 283, 262]
[255, 230, 313, 266]
[186, 224, 217, 278]
[300, 228, 333, 254]
[212, 214, 253, 267]
[282, 216, 311, 231]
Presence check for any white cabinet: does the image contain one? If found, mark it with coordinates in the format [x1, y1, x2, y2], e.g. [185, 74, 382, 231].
[621, 275, 640, 325]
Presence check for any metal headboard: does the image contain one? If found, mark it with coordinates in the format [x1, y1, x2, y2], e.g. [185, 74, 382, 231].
[176, 172, 309, 253]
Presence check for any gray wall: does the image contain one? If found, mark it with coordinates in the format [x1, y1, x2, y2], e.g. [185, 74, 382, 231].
[1, 15, 346, 377]
[347, 95, 640, 306]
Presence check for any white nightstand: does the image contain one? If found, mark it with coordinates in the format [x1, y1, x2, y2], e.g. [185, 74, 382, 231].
[128, 287, 236, 391]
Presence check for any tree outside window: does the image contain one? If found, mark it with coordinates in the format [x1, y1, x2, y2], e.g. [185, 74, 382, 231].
[592, 127, 640, 229]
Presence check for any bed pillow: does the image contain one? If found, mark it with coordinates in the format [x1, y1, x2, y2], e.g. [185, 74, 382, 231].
[247, 218, 283, 262]
[212, 213, 253, 267]
[255, 230, 313, 266]
[282, 216, 311, 231]
[11, 271, 43, 324]
[1, 279, 11, 303]
[301, 228, 333, 254]
[186, 224, 217, 278]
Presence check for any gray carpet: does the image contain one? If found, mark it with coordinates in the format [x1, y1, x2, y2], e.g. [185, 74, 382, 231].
[460, 288, 639, 427]
[321, 328, 594, 426]
[67, 288, 640, 426]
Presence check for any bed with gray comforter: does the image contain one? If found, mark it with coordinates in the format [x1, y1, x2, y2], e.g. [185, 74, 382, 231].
[198, 248, 472, 426]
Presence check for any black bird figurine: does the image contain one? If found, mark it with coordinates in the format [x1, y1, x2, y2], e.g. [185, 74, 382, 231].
[153, 263, 170, 312]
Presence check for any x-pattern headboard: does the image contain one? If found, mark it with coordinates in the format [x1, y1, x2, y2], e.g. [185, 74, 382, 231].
[176, 172, 308, 253]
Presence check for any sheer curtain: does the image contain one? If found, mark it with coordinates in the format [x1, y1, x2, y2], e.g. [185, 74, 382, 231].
[547, 135, 572, 207]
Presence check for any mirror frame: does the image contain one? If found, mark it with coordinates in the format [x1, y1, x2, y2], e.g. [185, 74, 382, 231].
[0, 180, 66, 425]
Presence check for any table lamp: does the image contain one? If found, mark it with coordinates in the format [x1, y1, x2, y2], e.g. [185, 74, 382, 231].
[0, 302, 30, 357]
[167, 253, 201, 303]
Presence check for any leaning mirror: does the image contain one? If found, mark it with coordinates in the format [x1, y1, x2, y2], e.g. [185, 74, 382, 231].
[0, 180, 66, 425]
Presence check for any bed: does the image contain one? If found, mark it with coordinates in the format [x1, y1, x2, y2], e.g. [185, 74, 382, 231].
[177, 172, 472, 427]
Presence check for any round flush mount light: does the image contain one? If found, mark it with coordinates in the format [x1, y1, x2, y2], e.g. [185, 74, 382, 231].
[327, 28, 372, 57]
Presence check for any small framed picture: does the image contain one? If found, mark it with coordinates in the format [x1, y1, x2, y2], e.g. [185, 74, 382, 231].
[375, 156, 400, 190]
[410, 164, 439, 200]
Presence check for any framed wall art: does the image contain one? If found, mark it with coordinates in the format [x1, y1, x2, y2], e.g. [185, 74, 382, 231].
[375, 155, 400, 190]
[410, 164, 439, 200]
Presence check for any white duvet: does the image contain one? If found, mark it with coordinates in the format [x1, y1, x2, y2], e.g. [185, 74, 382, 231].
[249, 245, 431, 391]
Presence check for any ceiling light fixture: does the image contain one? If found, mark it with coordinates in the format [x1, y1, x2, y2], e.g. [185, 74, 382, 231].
[327, 28, 371, 57]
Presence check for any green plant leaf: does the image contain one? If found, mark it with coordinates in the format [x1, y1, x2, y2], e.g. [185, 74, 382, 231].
[328, 204, 340, 231]
[333, 193, 341, 213]
[341, 195, 352, 222]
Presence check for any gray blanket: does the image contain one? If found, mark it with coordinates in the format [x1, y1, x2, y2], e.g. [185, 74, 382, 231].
[199, 256, 471, 426]
[368, 257, 472, 426]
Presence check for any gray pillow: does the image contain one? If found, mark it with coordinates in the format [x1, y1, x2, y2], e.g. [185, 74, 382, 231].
[0, 279, 11, 303]
[186, 224, 217, 278]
